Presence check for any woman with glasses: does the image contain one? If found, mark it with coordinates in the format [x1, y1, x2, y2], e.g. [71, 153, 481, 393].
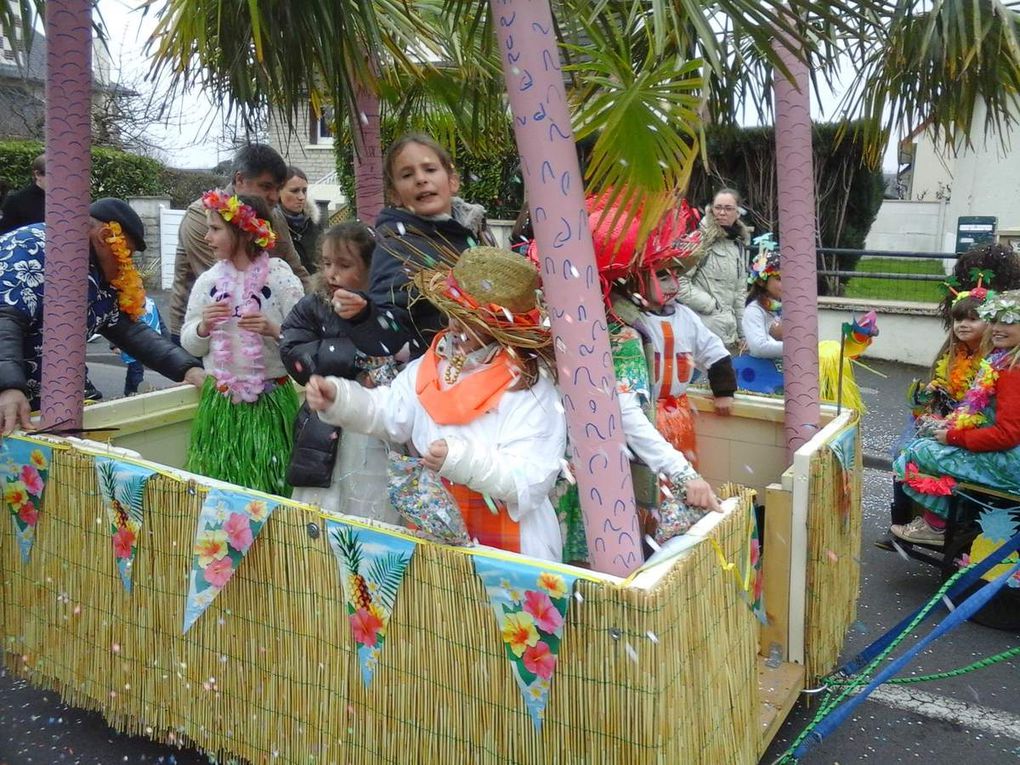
[676, 188, 752, 352]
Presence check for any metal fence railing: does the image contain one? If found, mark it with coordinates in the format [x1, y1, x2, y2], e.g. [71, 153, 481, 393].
[816, 248, 956, 304]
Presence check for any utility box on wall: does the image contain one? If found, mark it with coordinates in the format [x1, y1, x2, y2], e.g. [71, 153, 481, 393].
[955, 215, 997, 253]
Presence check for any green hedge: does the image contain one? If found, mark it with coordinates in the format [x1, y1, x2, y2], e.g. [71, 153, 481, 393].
[0, 140, 171, 200]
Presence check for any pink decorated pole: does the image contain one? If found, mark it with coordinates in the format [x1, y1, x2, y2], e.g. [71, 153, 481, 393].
[490, 0, 641, 575]
[40, 0, 92, 430]
[352, 72, 384, 225]
[773, 34, 820, 457]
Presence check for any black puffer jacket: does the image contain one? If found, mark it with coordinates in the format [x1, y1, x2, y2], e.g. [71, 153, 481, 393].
[347, 202, 491, 359]
[280, 288, 360, 487]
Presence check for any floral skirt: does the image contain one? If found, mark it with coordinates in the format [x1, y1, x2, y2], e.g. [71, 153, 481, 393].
[185, 377, 299, 497]
[894, 437, 1020, 518]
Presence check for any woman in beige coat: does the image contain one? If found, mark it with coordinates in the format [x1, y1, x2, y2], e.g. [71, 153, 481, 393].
[677, 188, 752, 351]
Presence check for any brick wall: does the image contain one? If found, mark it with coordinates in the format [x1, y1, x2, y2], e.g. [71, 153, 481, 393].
[266, 110, 338, 182]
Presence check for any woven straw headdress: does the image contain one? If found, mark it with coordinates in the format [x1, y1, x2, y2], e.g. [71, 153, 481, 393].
[412, 246, 551, 358]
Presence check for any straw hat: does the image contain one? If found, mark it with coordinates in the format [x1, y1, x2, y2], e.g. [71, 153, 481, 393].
[412, 246, 551, 354]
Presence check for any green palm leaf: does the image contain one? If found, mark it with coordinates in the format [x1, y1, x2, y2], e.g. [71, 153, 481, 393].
[363, 551, 412, 616]
[114, 474, 147, 529]
[95, 460, 118, 505]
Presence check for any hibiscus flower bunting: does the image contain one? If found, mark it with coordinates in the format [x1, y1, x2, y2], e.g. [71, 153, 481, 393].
[1, 438, 51, 563]
[473, 556, 579, 730]
[183, 488, 278, 633]
[95, 457, 157, 593]
[326, 522, 416, 686]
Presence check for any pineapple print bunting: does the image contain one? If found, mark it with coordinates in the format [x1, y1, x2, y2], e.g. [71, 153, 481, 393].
[95, 457, 156, 593]
[1, 438, 51, 563]
[183, 488, 278, 633]
[326, 521, 416, 686]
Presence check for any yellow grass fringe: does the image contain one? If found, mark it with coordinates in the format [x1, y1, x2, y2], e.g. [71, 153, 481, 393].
[818, 339, 866, 414]
[1, 446, 763, 764]
[803, 412, 864, 683]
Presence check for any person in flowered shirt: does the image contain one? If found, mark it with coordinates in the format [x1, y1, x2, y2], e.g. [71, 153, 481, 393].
[0, 198, 205, 433]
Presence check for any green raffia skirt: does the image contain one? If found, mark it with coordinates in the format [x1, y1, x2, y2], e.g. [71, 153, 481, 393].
[185, 377, 299, 498]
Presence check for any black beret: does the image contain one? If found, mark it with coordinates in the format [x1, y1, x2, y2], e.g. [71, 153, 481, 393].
[89, 198, 146, 252]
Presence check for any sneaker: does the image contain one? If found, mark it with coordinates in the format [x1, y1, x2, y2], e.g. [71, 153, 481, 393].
[891, 516, 945, 547]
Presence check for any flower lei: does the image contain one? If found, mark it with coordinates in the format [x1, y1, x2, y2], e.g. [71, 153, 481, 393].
[208, 253, 270, 404]
[933, 345, 983, 402]
[105, 221, 146, 321]
[944, 348, 1009, 431]
[201, 189, 277, 250]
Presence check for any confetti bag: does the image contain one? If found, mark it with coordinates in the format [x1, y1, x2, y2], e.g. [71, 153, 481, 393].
[387, 453, 470, 545]
[653, 483, 710, 545]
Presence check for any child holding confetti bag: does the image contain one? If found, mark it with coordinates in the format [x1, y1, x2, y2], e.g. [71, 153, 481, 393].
[181, 191, 304, 496]
[305, 246, 566, 561]
[281, 222, 398, 522]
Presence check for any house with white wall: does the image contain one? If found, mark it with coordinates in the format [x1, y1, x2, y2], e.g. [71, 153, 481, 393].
[867, 98, 1020, 253]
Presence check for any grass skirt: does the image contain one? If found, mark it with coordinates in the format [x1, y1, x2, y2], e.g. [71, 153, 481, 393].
[185, 377, 299, 497]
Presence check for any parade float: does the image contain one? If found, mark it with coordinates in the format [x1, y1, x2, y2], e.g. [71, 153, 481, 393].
[0, 386, 862, 764]
[1, 1, 863, 763]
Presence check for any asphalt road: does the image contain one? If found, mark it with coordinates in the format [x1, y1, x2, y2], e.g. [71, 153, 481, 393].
[3, 350, 1019, 764]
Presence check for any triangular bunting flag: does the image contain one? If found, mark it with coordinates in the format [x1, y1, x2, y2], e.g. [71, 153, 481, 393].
[745, 512, 767, 625]
[95, 457, 157, 593]
[327, 521, 416, 686]
[183, 488, 278, 633]
[473, 556, 578, 730]
[1, 438, 52, 563]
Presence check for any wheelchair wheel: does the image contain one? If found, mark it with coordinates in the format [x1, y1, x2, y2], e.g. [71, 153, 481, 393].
[941, 520, 1020, 633]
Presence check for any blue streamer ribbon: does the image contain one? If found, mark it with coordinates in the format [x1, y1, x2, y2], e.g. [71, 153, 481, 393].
[794, 559, 1020, 760]
[840, 526, 1020, 675]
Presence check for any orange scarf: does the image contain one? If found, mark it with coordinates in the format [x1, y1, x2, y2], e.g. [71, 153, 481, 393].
[416, 334, 517, 425]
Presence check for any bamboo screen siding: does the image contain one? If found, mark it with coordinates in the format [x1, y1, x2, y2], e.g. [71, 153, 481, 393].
[804, 414, 864, 682]
[1, 446, 761, 764]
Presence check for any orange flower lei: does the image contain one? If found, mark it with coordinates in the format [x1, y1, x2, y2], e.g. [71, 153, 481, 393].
[935, 345, 984, 401]
[106, 221, 146, 321]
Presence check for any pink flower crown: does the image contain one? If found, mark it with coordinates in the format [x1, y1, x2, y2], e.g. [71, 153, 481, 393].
[201, 189, 277, 250]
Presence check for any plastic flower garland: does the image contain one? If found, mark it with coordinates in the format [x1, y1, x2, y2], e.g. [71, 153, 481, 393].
[209, 253, 270, 403]
[978, 290, 1020, 325]
[933, 344, 984, 402]
[944, 349, 1007, 431]
[201, 190, 277, 251]
[105, 221, 146, 321]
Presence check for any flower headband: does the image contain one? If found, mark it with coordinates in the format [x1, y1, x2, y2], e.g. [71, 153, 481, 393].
[748, 233, 780, 285]
[942, 268, 995, 306]
[201, 189, 277, 250]
[977, 289, 1020, 324]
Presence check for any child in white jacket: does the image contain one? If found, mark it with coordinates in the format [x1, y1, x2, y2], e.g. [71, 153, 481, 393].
[305, 247, 566, 561]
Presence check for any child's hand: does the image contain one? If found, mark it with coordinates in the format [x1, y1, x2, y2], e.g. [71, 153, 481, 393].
[304, 375, 337, 411]
[238, 311, 280, 339]
[332, 288, 367, 319]
[682, 478, 721, 512]
[934, 428, 949, 444]
[769, 320, 783, 340]
[713, 396, 734, 416]
[198, 302, 231, 337]
[422, 439, 449, 472]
